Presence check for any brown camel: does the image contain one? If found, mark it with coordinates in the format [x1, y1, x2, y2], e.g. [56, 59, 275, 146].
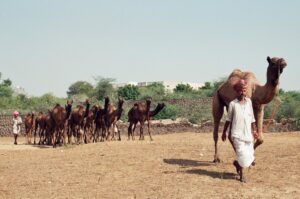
[84, 105, 98, 143]
[51, 100, 73, 147]
[69, 99, 90, 144]
[33, 111, 47, 145]
[94, 97, 110, 142]
[212, 56, 287, 163]
[128, 99, 165, 141]
[45, 110, 55, 145]
[24, 112, 35, 144]
[104, 97, 124, 141]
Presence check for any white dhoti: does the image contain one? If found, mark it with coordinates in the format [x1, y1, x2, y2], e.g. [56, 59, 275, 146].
[233, 137, 254, 168]
[13, 126, 21, 135]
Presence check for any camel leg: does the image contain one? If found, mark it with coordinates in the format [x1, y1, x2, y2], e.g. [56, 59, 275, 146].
[212, 93, 224, 163]
[132, 123, 137, 140]
[100, 128, 104, 142]
[38, 128, 43, 145]
[62, 128, 67, 145]
[93, 128, 97, 142]
[29, 129, 32, 144]
[128, 122, 133, 140]
[101, 126, 106, 142]
[34, 126, 38, 145]
[111, 125, 116, 141]
[139, 122, 145, 140]
[106, 126, 111, 141]
[254, 105, 264, 149]
[147, 120, 153, 141]
[25, 129, 29, 144]
[38, 128, 42, 145]
[83, 127, 88, 144]
[53, 130, 57, 148]
[115, 124, 121, 141]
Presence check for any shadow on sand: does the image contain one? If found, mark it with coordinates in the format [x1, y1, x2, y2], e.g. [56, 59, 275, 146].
[185, 169, 236, 180]
[163, 158, 237, 180]
[31, 144, 53, 149]
[163, 158, 213, 167]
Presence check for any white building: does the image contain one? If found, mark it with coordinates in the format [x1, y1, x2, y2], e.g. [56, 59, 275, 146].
[114, 81, 204, 92]
[13, 85, 27, 96]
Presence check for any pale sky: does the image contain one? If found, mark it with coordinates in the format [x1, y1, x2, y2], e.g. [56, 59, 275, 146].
[0, 0, 299, 97]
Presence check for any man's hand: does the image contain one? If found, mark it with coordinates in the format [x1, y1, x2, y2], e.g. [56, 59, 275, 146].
[253, 131, 258, 139]
[222, 132, 227, 142]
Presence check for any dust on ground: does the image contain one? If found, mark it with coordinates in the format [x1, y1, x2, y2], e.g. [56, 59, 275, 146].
[0, 132, 299, 199]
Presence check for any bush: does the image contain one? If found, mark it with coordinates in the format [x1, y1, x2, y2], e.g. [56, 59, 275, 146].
[153, 104, 181, 120]
[117, 85, 140, 100]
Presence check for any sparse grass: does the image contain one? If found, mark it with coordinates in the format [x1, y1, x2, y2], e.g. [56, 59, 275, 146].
[0, 132, 300, 198]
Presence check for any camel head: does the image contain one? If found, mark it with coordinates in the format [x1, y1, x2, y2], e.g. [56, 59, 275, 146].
[156, 103, 166, 112]
[67, 99, 73, 106]
[118, 97, 124, 109]
[65, 101, 73, 111]
[91, 105, 99, 113]
[159, 103, 166, 109]
[267, 56, 287, 86]
[85, 98, 90, 105]
[146, 99, 152, 112]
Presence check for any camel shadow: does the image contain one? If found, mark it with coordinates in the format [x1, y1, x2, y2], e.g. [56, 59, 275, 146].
[31, 144, 53, 149]
[163, 158, 213, 167]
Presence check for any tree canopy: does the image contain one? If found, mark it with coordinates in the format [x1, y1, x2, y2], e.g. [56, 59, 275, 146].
[117, 84, 140, 100]
[67, 81, 94, 98]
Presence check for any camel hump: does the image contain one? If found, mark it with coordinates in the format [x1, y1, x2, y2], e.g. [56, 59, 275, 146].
[227, 70, 258, 87]
[228, 69, 243, 79]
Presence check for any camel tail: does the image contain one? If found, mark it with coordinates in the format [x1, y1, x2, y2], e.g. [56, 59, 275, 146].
[150, 103, 165, 117]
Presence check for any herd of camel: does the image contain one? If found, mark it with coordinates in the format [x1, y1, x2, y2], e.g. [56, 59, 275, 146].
[22, 56, 287, 161]
[23, 97, 165, 147]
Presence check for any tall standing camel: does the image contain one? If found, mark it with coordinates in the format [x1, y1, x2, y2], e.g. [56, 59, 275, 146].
[51, 100, 73, 147]
[84, 105, 98, 143]
[128, 99, 165, 141]
[212, 56, 287, 163]
[94, 97, 109, 142]
[33, 111, 47, 145]
[24, 112, 35, 144]
[44, 110, 54, 145]
[104, 97, 124, 141]
[69, 99, 90, 144]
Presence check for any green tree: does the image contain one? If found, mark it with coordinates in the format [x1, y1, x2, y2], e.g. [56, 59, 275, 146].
[174, 84, 193, 93]
[0, 73, 13, 98]
[3, 79, 12, 86]
[0, 85, 13, 97]
[202, 82, 212, 90]
[139, 82, 165, 100]
[117, 84, 140, 100]
[67, 81, 94, 98]
[153, 104, 180, 120]
[93, 77, 116, 100]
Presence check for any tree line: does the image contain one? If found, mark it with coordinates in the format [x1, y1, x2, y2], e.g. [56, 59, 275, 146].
[0, 72, 299, 123]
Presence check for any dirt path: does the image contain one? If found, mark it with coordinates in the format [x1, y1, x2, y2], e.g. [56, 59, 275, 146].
[0, 132, 299, 199]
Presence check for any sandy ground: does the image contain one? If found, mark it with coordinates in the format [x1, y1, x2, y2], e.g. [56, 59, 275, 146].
[0, 132, 299, 199]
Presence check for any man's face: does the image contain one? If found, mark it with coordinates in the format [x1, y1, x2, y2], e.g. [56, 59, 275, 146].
[238, 88, 247, 98]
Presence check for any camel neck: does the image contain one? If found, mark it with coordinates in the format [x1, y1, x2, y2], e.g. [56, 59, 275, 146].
[255, 83, 278, 104]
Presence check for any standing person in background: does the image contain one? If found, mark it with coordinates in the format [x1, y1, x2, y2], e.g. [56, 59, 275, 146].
[222, 79, 258, 183]
[12, 111, 22, 145]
